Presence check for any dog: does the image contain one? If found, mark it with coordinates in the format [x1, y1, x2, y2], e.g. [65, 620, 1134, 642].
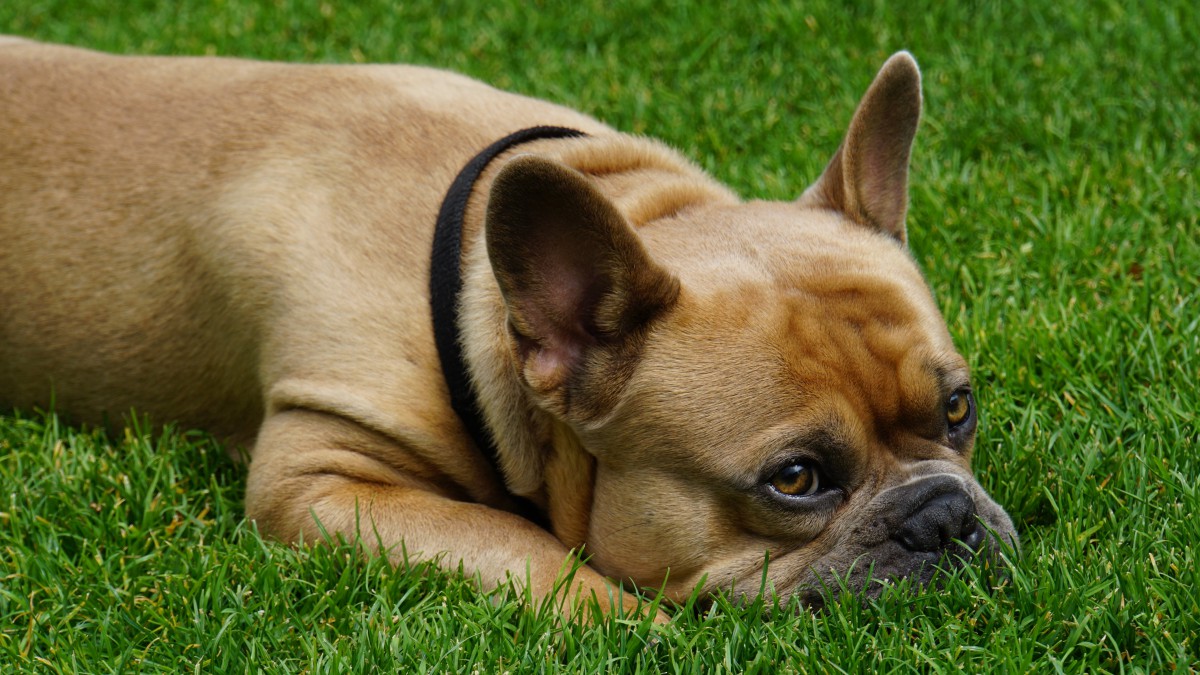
[0, 37, 1017, 618]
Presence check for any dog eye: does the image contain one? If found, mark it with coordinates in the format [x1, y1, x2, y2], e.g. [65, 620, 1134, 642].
[946, 389, 974, 428]
[769, 462, 820, 497]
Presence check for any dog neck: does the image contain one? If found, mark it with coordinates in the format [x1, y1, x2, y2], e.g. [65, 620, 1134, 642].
[454, 132, 738, 546]
[430, 126, 587, 526]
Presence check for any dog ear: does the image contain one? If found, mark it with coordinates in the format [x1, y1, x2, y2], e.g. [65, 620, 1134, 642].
[798, 51, 922, 245]
[486, 155, 680, 417]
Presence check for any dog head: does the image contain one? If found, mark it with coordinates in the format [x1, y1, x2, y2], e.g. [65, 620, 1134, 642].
[481, 52, 1017, 605]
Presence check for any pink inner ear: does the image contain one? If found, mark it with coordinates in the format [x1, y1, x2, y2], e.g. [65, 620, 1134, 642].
[543, 256, 592, 323]
[852, 130, 911, 237]
[523, 332, 585, 392]
[515, 254, 601, 382]
[536, 243, 598, 333]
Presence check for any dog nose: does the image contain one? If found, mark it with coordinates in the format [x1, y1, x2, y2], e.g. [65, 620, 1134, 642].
[895, 489, 985, 553]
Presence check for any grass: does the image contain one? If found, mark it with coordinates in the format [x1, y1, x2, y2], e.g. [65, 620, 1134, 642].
[1, 0, 1197, 671]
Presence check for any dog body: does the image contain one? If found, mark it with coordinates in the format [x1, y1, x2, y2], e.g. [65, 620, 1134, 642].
[0, 37, 1015, 614]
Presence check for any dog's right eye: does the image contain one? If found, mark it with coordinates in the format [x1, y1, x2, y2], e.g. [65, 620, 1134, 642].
[769, 462, 821, 497]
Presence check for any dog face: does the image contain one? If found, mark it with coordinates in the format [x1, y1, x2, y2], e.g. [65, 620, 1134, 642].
[580, 203, 1016, 601]
[484, 53, 1017, 604]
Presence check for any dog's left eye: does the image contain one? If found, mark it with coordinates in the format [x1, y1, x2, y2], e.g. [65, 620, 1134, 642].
[946, 389, 974, 428]
[769, 462, 820, 497]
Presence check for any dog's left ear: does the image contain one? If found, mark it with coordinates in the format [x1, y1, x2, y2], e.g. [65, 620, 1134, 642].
[486, 155, 680, 418]
[799, 52, 922, 245]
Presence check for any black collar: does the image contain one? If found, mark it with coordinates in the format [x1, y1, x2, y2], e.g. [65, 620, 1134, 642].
[429, 126, 587, 513]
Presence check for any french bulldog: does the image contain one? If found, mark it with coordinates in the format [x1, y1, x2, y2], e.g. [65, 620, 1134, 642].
[0, 37, 1016, 618]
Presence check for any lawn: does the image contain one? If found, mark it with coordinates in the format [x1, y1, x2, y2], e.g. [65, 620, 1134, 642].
[1, 0, 1197, 672]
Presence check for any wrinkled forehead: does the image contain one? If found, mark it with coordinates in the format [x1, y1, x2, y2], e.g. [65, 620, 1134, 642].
[768, 268, 967, 435]
[677, 270, 960, 402]
[663, 204, 962, 374]
[613, 214, 967, 460]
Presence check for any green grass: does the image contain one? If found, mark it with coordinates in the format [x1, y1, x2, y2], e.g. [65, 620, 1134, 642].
[2, 0, 1197, 671]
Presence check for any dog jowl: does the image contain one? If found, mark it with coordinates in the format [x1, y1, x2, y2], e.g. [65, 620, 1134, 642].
[0, 37, 1016, 618]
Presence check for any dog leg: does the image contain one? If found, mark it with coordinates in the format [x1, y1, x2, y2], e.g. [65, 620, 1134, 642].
[244, 409, 661, 621]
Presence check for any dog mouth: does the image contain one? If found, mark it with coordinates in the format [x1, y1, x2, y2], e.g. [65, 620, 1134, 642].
[687, 482, 1019, 612]
[723, 533, 1012, 614]
[782, 504, 1017, 610]
[805, 511, 1018, 608]
[670, 525, 1011, 617]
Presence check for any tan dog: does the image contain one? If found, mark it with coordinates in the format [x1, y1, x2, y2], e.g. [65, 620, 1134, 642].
[0, 37, 1016, 617]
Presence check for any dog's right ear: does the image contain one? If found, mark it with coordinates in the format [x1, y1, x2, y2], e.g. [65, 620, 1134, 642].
[486, 155, 679, 419]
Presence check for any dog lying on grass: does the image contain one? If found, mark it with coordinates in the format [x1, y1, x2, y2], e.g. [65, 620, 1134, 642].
[0, 37, 1016, 618]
